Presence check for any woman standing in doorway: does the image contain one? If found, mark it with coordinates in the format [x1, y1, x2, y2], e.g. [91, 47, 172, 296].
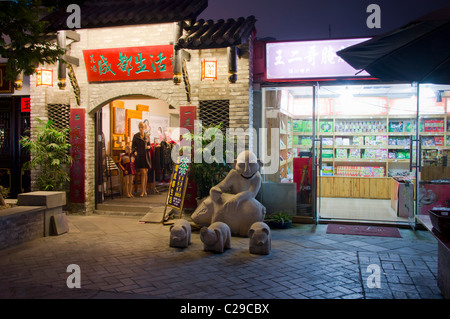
[132, 121, 152, 197]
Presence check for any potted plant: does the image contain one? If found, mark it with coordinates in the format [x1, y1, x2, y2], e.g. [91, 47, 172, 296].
[180, 123, 234, 203]
[20, 118, 73, 191]
[265, 212, 293, 229]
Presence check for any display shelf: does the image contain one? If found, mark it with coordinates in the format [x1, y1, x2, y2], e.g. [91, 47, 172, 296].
[334, 145, 387, 149]
[290, 109, 449, 180]
[334, 159, 387, 163]
[334, 132, 388, 136]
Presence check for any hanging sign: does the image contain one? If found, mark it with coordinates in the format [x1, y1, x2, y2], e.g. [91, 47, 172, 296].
[83, 45, 173, 82]
[266, 38, 371, 80]
[21, 97, 31, 112]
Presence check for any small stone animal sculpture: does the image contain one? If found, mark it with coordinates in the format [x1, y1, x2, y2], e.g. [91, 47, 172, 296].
[200, 222, 231, 253]
[169, 219, 191, 248]
[192, 150, 266, 237]
[248, 222, 271, 255]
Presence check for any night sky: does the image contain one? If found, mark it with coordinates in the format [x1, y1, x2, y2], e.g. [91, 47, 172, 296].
[200, 0, 450, 40]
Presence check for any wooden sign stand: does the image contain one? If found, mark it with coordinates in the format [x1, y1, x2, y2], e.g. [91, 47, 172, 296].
[161, 157, 190, 225]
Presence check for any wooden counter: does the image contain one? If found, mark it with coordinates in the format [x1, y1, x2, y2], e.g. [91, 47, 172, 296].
[319, 176, 391, 199]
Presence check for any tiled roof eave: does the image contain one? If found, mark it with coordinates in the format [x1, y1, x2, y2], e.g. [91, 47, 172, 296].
[176, 16, 256, 50]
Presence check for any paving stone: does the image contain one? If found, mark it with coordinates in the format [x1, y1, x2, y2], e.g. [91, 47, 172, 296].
[0, 215, 443, 299]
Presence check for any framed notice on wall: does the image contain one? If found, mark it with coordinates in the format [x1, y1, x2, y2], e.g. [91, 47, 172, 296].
[0, 64, 13, 94]
[113, 107, 126, 134]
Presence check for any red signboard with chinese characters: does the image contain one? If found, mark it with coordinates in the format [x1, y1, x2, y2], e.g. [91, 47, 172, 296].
[82, 45, 173, 82]
[21, 97, 31, 112]
[70, 108, 85, 203]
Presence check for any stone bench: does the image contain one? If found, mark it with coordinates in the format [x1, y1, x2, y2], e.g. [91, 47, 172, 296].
[0, 191, 69, 250]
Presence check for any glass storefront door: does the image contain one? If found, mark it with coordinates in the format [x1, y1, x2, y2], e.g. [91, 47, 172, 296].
[261, 83, 450, 225]
[415, 84, 450, 230]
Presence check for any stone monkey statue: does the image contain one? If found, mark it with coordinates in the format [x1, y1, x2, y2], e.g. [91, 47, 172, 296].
[192, 150, 266, 237]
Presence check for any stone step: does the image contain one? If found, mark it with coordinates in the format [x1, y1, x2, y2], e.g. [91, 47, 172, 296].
[94, 203, 167, 217]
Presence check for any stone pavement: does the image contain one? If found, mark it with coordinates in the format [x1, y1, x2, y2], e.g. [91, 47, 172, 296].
[0, 214, 443, 299]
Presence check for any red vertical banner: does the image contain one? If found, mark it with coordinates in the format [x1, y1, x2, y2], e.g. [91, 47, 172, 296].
[180, 105, 196, 133]
[70, 108, 86, 203]
[180, 106, 197, 208]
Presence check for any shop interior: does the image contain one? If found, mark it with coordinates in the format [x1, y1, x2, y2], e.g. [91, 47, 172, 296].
[98, 95, 179, 203]
[262, 83, 450, 224]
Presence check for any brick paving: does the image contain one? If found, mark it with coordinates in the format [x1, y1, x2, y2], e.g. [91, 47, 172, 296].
[0, 214, 443, 299]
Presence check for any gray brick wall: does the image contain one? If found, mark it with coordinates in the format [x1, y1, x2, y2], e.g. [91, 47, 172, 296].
[0, 209, 44, 250]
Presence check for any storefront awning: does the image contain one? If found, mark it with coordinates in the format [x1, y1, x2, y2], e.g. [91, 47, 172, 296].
[176, 16, 257, 50]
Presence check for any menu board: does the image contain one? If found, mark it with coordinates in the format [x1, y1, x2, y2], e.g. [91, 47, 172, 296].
[166, 156, 190, 210]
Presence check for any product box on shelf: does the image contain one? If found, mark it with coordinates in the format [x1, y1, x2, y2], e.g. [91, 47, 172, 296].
[335, 166, 385, 177]
[280, 119, 286, 132]
[389, 121, 404, 132]
[365, 135, 387, 146]
[321, 165, 333, 176]
[335, 149, 348, 159]
[396, 150, 410, 159]
[294, 120, 313, 132]
[435, 136, 444, 146]
[352, 136, 364, 146]
[363, 149, 377, 159]
[424, 120, 444, 132]
[389, 136, 410, 146]
[349, 149, 361, 159]
[322, 149, 334, 158]
[293, 120, 302, 132]
[301, 137, 312, 146]
[422, 137, 435, 146]
[319, 121, 333, 133]
[323, 138, 333, 146]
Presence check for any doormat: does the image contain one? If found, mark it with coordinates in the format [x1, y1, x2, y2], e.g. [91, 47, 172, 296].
[326, 224, 402, 238]
[139, 212, 164, 223]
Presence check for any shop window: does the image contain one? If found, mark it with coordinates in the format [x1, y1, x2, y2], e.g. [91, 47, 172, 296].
[199, 99, 229, 129]
[48, 104, 70, 130]
[48, 104, 71, 153]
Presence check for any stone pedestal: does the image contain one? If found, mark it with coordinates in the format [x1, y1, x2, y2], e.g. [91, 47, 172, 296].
[260, 182, 296, 216]
[17, 191, 68, 236]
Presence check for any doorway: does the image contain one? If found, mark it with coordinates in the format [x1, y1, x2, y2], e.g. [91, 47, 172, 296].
[94, 95, 178, 211]
[0, 96, 31, 198]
